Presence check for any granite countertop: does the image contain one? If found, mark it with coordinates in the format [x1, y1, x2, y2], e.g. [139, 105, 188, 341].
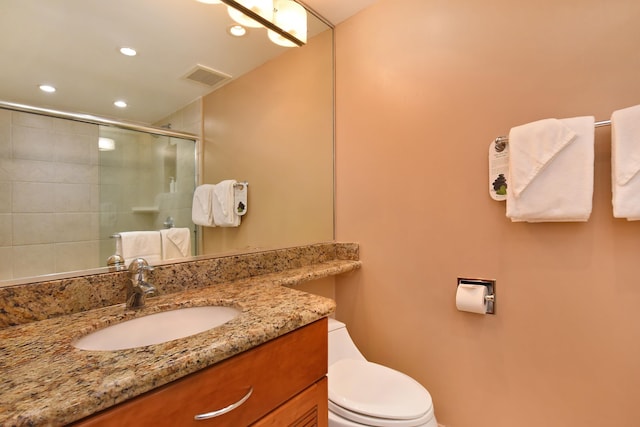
[0, 259, 355, 426]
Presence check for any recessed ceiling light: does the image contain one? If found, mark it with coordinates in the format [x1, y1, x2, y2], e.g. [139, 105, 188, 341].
[119, 47, 137, 57]
[39, 84, 56, 93]
[114, 100, 127, 108]
[228, 25, 247, 37]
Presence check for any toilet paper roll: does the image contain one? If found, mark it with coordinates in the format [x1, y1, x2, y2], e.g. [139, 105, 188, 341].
[456, 284, 488, 314]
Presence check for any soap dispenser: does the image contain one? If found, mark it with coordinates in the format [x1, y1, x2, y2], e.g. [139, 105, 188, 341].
[169, 177, 176, 193]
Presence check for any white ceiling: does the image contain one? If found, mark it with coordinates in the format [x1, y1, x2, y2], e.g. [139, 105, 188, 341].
[0, 0, 377, 125]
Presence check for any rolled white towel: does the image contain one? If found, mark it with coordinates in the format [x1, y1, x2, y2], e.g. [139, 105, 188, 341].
[192, 184, 215, 227]
[212, 180, 241, 227]
[611, 104, 640, 220]
[506, 116, 595, 222]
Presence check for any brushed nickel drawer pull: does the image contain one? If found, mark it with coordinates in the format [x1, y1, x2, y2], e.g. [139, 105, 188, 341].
[194, 386, 253, 421]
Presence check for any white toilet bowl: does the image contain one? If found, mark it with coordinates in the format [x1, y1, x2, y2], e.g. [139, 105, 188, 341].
[327, 318, 438, 427]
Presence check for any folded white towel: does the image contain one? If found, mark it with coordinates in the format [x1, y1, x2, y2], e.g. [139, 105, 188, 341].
[506, 116, 595, 222]
[192, 184, 216, 227]
[119, 231, 162, 266]
[160, 228, 192, 260]
[212, 180, 241, 227]
[611, 105, 640, 220]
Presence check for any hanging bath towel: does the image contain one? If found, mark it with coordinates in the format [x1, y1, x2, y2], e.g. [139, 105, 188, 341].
[611, 104, 640, 220]
[506, 116, 595, 222]
[212, 180, 241, 227]
[192, 184, 216, 227]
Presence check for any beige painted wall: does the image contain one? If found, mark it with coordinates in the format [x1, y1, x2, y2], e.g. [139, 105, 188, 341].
[202, 30, 334, 254]
[334, 1, 640, 426]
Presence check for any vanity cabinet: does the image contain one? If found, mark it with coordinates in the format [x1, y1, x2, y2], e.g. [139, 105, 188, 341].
[74, 318, 328, 427]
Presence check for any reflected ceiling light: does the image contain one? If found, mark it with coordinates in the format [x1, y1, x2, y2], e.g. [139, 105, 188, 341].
[228, 24, 247, 37]
[196, 0, 222, 3]
[39, 84, 56, 93]
[227, 0, 273, 28]
[114, 100, 127, 108]
[98, 137, 116, 151]
[119, 47, 137, 56]
[268, 0, 307, 47]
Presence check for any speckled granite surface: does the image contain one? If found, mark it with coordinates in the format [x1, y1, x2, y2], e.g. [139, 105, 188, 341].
[0, 242, 359, 328]
[0, 242, 360, 426]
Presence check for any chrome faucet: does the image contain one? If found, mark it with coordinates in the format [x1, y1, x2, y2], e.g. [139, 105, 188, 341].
[126, 258, 156, 310]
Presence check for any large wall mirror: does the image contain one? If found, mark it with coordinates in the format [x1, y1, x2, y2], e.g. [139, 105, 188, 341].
[0, 0, 334, 285]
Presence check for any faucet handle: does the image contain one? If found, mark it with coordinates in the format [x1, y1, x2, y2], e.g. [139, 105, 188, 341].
[128, 257, 154, 273]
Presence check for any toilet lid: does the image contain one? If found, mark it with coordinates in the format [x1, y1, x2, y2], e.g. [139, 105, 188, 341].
[328, 359, 433, 420]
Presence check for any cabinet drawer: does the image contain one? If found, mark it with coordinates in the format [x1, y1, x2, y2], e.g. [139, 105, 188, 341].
[75, 318, 328, 426]
[253, 377, 328, 427]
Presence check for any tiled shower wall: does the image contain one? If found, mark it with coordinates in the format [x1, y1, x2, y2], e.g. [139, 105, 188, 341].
[0, 109, 100, 280]
[97, 128, 196, 262]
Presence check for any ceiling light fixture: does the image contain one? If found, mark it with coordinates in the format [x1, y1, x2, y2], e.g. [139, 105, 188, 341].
[228, 24, 247, 37]
[98, 137, 116, 151]
[219, 0, 305, 46]
[114, 100, 127, 108]
[268, 0, 307, 47]
[39, 84, 56, 93]
[196, 0, 222, 3]
[227, 0, 273, 28]
[119, 47, 137, 57]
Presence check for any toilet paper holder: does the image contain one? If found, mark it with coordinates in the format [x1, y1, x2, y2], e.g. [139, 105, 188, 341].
[457, 278, 496, 314]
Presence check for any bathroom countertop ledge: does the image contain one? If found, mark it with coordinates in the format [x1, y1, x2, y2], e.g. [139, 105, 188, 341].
[0, 259, 359, 426]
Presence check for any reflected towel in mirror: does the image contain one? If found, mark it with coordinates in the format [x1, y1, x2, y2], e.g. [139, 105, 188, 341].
[160, 228, 192, 260]
[119, 231, 162, 266]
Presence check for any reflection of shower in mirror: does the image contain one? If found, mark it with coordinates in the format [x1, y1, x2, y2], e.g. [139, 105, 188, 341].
[0, 104, 198, 283]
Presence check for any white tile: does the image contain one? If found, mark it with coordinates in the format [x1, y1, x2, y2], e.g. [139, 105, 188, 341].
[0, 159, 11, 182]
[54, 132, 92, 164]
[0, 109, 10, 159]
[12, 244, 55, 278]
[11, 159, 56, 182]
[12, 126, 54, 161]
[54, 241, 100, 273]
[12, 182, 56, 212]
[54, 213, 98, 242]
[0, 183, 11, 213]
[12, 111, 54, 129]
[90, 184, 100, 212]
[52, 118, 98, 137]
[54, 183, 92, 212]
[0, 246, 13, 280]
[55, 163, 98, 184]
[0, 214, 12, 246]
[12, 213, 56, 245]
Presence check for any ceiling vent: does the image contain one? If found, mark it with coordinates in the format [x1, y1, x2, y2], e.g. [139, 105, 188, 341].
[183, 65, 232, 89]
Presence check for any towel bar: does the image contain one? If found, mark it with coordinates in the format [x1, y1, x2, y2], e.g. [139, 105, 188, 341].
[494, 119, 611, 146]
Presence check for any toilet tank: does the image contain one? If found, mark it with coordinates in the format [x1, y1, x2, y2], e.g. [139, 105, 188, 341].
[328, 318, 366, 367]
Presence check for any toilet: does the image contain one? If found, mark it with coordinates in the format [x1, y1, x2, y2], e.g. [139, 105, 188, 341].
[327, 318, 438, 427]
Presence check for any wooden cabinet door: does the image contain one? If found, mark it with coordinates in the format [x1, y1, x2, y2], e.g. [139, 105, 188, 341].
[252, 377, 328, 427]
[74, 318, 327, 427]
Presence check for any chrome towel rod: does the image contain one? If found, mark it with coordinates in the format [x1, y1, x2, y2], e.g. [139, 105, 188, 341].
[494, 119, 611, 146]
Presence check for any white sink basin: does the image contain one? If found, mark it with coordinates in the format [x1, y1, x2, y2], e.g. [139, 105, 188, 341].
[73, 306, 241, 351]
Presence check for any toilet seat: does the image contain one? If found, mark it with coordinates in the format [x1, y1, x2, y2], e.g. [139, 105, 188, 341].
[328, 359, 434, 427]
